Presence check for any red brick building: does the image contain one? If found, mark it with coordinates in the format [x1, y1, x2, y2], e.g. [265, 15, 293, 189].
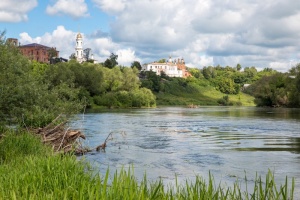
[19, 43, 59, 63]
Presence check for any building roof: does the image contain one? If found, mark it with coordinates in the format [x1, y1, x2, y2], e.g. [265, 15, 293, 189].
[19, 43, 52, 49]
[148, 62, 177, 66]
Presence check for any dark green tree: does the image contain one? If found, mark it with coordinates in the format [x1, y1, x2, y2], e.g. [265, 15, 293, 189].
[131, 61, 142, 70]
[236, 63, 242, 71]
[141, 71, 161, 92]
[104, 53, 118, 69]
[69, 53, 76, 60]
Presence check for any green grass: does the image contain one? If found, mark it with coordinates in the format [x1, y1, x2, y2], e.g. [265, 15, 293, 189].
[0, 131, 294, 199]
[156, 83, 255, 106]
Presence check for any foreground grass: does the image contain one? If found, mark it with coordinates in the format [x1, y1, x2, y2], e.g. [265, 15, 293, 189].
[0, 131, 294, 199]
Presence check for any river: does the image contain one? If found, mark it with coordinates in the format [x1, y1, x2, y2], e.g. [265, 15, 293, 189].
[71, 106, 300, 195]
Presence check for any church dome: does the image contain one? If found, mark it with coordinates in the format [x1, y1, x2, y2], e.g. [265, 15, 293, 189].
[76, 32, 82, 39]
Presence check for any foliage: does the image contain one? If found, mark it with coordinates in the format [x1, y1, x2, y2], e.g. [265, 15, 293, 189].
[103, 53, 118, 69]
[214, 77, 238, 94]
[0, 31, 83, 127]
[236, 63, 242, 71]
[69, 53, 76, 60]
[94, 88, 156, 108]
[47, 48, 58, 60]
[140, 71, 161, 92]
[189, 68, 204, 79]
[217, 95, 235, 106]
[157, 58, 166, 63]
[244, 73, 294, 107]
[202, 66, 216, 79]
[131, 61, 142, 70]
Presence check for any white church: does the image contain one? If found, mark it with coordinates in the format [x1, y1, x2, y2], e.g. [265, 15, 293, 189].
[142, 57, 190, 78]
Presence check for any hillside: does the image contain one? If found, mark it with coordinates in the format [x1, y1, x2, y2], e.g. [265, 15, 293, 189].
[155, 81, 255, 106]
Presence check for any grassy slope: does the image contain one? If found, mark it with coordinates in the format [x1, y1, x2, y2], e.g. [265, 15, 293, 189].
[156, 83, 255, 106]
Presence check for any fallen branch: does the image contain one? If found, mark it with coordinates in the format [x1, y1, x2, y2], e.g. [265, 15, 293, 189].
[95, 132, 113, 152]
[29, 115, 126, 155]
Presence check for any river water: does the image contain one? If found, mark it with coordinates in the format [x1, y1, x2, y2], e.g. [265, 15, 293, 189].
[72, 106, 300, 195]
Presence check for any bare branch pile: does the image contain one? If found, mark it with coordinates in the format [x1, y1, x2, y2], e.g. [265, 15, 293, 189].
[31, 115, 87, 154]
[30, 115, 126, 155]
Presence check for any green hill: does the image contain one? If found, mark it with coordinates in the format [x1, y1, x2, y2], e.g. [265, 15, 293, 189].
[155, 81, 255, 106]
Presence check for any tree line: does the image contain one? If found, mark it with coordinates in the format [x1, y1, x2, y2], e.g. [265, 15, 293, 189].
[0, 31, 155, 128]
[139, 62, 300, 107]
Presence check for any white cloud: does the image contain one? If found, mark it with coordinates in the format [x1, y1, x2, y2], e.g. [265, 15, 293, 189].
[46, 0, 89, 18]
[116, 48, 137, 66]
[0, 0, 37, 22]
[92, 0, 126, 13]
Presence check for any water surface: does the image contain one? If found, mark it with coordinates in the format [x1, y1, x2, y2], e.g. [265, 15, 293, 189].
[72, 107, 300, 195]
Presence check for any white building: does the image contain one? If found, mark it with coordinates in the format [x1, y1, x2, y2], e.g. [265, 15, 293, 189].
[142, 57, 188, 77]
[75, 32, 84, 63]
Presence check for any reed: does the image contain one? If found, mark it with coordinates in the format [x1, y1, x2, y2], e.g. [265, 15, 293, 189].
[0, 131, 295, 199]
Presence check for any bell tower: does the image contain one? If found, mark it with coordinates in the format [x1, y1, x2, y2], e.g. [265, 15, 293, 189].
[75, 32, 83, 63]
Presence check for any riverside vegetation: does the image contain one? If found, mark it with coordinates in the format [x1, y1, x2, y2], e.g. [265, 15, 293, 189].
[0, 30, 298, 199]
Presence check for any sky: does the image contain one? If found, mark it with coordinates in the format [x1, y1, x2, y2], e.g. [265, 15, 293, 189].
[1, 0, 300, 71]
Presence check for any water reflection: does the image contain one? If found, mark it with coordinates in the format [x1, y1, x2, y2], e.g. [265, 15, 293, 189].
[72, 107, 300, 196]
[290, 138, 300, 154]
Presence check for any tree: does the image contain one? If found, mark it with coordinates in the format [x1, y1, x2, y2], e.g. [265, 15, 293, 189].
[121, 67, 141, 91]
[289, 63, 300, 75]
[157, 58, 166, 63]
[104, 53, 118, 69]
[69, 53, 76, 60]
[103, 59, 113, 69]
[216, 77, 237, 94]
[48, 48, 58, 60]
[244, 73, 291, 107]
[141, 71, 161, 92]
[202, 66, 216, 79]
[131, 61, 142, 70]
[236, 63, 242, 71]
[189, 68, 203, 79]
[83, 48, 91, 61]
[244, 66, 257, 80]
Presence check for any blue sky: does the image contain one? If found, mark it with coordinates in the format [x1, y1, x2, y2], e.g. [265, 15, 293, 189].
[1, 0, 300, 71]
[3, 1, 111, 38]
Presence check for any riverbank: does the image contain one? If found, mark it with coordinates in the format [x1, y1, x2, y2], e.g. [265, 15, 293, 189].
[0, 130, 294, 199]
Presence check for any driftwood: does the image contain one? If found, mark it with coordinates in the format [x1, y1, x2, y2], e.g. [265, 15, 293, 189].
[31, 117, 86, 154]
[94, 132, 113, 152]
[30, 115, 126, 155]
